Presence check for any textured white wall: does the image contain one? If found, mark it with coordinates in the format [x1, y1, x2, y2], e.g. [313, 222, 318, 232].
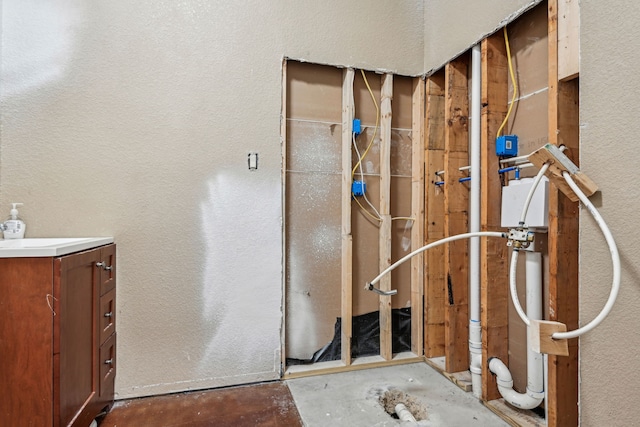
[0, 0, 423, 398]
[580, 1, 640, 425]
[424, 0, 543, 72]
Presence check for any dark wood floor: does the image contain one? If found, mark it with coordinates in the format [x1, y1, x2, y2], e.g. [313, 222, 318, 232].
[99, 381, 303, 427]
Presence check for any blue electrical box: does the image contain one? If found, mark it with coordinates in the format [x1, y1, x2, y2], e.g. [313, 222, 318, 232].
[352, 180, 366, 196]
[496, 135, 518, 157]
[353, 119, 362, 135]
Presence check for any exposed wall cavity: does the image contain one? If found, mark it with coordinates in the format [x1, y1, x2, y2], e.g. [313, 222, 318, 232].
[502, 2, 550, 394]
[284, 61, 416, 361]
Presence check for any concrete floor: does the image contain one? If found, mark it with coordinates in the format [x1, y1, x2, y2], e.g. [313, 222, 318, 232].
[287, 362, 510, 427]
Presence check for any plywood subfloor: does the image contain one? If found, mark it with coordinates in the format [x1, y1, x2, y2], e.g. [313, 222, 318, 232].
[99, 382, 302, 427]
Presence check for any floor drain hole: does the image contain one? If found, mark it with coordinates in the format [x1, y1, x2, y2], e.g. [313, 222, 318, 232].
[379, 389, 427, 421]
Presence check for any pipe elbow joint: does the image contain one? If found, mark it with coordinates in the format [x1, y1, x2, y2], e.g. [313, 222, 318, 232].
[526, 388, 544, 400]
[489, 357, 543, 409]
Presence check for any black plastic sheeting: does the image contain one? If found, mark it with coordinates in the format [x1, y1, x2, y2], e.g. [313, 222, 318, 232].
[287, 307, 411, 365]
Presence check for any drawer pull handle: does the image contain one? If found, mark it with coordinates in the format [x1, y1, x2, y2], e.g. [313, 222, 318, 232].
[104, 359, 113, 365]
[96, 262, 113, 271]
[104, 312, 113, 318]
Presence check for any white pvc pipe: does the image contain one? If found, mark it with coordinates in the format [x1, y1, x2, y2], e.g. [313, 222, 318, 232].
[500, 153, 533, 164]
[489, 358, 544, 409]
[469, 43, 482, 398]
[395, 403, 417, 422]
[525, 251, 544, 398]
[490, 250, 544, 409]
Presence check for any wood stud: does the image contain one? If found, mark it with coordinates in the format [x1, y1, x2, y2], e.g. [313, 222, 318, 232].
[411, 78, 426, 356]
[480, 33, 510, 402]
[547, 0, 580, 424]
[341, 68, 355, 366]
[443, 57, 470, 374]
[379, 73, 393, 361]
[424, 72, 446, 358]
[558, 0, 580, 81]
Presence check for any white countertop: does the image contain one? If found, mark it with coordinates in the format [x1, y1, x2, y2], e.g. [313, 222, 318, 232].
[0, 237, 114, 258]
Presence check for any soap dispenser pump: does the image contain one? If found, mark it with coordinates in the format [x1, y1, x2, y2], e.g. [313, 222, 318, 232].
[3, 203, 26, 239]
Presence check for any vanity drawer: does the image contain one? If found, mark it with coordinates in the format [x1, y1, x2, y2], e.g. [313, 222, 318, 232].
[99, 244, 116, 296]
[99, 333, 116, 399]
[99, 288, 116, 345]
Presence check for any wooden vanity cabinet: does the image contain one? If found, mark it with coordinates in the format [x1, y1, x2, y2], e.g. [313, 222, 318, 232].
[0, 244, 116, 426]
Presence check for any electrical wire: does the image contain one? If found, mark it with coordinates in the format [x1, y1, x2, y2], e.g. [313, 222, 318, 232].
[350, 69, 414, 225]
[496, 26, 518, 138]
[352, 132, 415, 224]
[352, 132, 382, 222]
[352, 70, 379, 179]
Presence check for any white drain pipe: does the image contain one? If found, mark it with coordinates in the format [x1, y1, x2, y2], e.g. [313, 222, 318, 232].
[469, 43, 483, 398]
[395, 404, 417, 422]
[489, 250, 544, 409]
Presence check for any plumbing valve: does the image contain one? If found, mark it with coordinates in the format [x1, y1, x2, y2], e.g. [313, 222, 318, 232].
[507, 227, 535, 249]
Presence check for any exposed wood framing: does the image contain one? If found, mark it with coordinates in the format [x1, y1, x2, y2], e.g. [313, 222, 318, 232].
[424, 356, 473, 392]
[547, 1, 580, 424]
[379, 73, 393, 361]
[558, 0, 580, 81]
[480, 33, 510, 401]
[424, 72, 446, 358]
[411, 77, 425, 356]
[529, 320, 569, 356]
[443, 57, 470, 373]
[341, 68, 355, 365]
[280, 60, 288, 373]
[284, 354, 424, 379]
[485, 399, 546, 427]
[528, 144, 597, 202]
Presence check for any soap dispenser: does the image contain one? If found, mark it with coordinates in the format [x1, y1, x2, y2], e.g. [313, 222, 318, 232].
[3, 203, 26, 239]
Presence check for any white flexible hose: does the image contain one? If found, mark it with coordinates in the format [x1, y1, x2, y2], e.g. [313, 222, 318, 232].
[552, 172, 620, 339]
[366, 231, 507, 288]
[519, 163, 550, 225]
[509, 249, 530, 326]
[508, 169, 621, 340]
